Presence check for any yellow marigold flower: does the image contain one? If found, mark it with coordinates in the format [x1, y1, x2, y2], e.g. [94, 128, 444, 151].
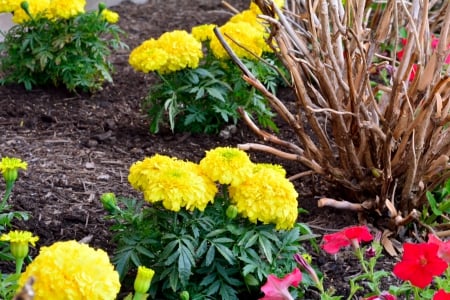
[0, 0, 15, 13]
[210, 21, 265, 60]
[156, 30, 203, 74]
[46, 0, 85, 20]
[129, 155, 217, 212]
[0, 230, 38, 259]
[191, 23, 216, 42]
[199, 147, 253, 186]
[249, 0, 285, 14]
[229, 166, 298, 230]
[128, 154, 177, 191]
[134, 266, 155, 294]
[0, 157, 27, 183]
[11, 0, 50, 24]
[129, 39, 169, 73]
[18, 240, 121, 300]
[101, 8, 119, 23]
[253, 163, 286, 177]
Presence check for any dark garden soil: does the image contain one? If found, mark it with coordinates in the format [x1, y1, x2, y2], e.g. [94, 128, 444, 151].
[0, 0, 401, 298]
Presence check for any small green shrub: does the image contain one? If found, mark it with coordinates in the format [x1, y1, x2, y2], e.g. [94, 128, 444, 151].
[0, 1, 127, 92]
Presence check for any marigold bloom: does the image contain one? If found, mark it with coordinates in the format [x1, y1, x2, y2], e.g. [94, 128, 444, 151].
[46, 0, 85, 19]
[18, 240, 120, 299]
[428, 234, 450, 264]
[199, 147, 253, 186]
[0, 157, 28, 183]
[321, 225, 373, 254]
[101, 8, 119, 23]
[11, 0, 50, 23]
[210, 21, 266, 60]
[433, 289, 450, 300]
[0, 230, 38, 259]
[191, 24, 216, 42]
[129, 30, 202, 74]
[157, 30, 203, 73]
[229, 165, 298, 230]
[393, 242, 448, 288]
[129, 39, 169, 73]
[129, 155, 217, 212]
[260, 268, 302, 300]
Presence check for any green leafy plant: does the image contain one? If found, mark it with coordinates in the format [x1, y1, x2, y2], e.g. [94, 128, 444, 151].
[129, 3, 288, 134]
[422, 179, 450, 226]
[101, 147, 315, 299]
[0, 1, 127, 92]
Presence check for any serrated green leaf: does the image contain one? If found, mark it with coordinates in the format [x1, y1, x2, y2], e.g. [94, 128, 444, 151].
[205, 245, 215, 266]
[215, 244, 236, 265]
[258, 236, 274, 264]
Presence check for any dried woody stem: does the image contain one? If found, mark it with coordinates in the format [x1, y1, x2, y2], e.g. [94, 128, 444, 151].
[215, 0, 450, 227]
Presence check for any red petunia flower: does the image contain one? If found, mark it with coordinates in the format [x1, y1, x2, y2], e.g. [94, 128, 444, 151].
[397, 35, 450, 81]
[365, 291, 396, 300]
[433, 289, 450, 300]
[260, 268, 302, 300]
[428, 234, 450, 264]
[393, 242, 448, 288]
[321, 225, 373, 254]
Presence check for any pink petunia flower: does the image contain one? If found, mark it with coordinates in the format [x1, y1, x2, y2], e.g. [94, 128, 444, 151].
[393, 242, 448, 288]
[428, 234, 450, 264]
[260, 268, 302, 300]
[321, 225, 373, 254]
[365, 291, 396, 300]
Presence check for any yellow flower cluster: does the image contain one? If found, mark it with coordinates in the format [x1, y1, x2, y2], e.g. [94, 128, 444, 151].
[45, 0, 85, 20]
[128, 155, 217, 211]
[229, 165, 299, 230]
[101, 8, 119, 23]
[0, 0, 119, 24]
[129, 147, 298, 229]
[199, 147, 253, 186]
[129, 30, 203, 74]
[199, 147, 298, 229]
[207, 0, 285, 60]
[18, 240, 121, 300]
[191, 24, 216, 42]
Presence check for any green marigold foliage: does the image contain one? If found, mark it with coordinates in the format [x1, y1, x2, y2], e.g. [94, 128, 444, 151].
[103, 147, 314, 299]
[0, 1, 127, 92]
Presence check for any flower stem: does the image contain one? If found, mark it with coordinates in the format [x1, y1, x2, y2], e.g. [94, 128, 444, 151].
[1, 180, 14, 210]
[15, 257, 24, 275]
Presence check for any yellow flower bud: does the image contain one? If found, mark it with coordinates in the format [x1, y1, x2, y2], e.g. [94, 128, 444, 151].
[226, 205, 238, 219]
[100, 192, 117, 213]
[134, 266, 155, 294]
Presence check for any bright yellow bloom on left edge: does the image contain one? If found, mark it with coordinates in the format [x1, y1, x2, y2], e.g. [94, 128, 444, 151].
[0, 157, 27, 182]
[18, 240, 120, 300]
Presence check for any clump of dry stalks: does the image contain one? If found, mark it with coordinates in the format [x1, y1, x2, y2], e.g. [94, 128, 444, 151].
[219, 0, 450, 236]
